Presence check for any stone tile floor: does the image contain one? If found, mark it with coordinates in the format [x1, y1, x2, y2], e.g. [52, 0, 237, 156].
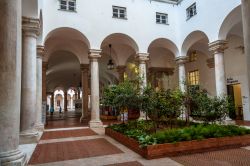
[29, 138, 123, 164]
[40, 128, 97, 140]
[172, 148, 250, 166]
[27, 127, 181, 166]
[24, 117, 250, 166]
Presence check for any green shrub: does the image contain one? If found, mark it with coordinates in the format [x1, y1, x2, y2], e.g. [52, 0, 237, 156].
[108, 121, 250, 147]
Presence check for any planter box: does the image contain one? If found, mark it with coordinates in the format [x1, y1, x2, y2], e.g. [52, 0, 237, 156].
[105, 128, 250, 159]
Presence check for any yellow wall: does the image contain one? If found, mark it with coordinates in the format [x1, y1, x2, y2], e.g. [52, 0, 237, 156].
[233, 84, 242, 107]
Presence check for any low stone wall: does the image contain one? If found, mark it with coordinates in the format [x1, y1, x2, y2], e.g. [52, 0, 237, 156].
[105, 127, 250, 159]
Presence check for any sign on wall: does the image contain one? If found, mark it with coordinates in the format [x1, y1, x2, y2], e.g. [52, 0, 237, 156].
[227, 77, 239, 84]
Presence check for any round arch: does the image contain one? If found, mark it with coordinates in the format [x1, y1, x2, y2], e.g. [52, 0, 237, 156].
[181, 30, 210, 56]
[100, 33, 139, 53]
[147, 38, 179, 57]
[218, 5, 242, 40]
[44, 27, 90, 47]
[44, 27, 90, 63]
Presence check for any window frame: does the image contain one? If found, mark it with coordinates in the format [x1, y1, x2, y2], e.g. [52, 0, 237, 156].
[189, 51, 198, 62]
[156, 12, 169, 25]
[186, 3, 197, 20]
[188, 70, 199, 86]
[112, 6, 127, 20]
[59, 0, 76, 12]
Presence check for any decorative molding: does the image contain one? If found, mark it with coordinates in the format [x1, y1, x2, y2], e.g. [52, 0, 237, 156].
[116, 65, 126, 73]
[136, 53, 149, 63]
[206, 57, 215, 68]
[175, 56, 188, 64]
[88, 49, 102, 60]
[42, 62, 48, 71]
[235, 45, 245, 54]
[22, 17, 40, 37]
[37, 45, 45, 59]
[148, 67, 174, 75]
[80, 64, 89, 72]
[208, 40, 228, 54]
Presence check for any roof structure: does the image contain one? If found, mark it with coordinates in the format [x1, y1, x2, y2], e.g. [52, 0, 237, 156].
[151, 0, 183, 5]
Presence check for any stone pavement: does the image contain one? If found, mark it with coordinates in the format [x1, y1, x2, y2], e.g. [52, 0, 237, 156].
[27, 127, 181, 166]
[24, 120, 250, 166]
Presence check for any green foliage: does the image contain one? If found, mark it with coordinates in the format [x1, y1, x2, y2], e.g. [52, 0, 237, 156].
[101, 80, 141, 111]
[187, 87, 229, 123]
[140, 87, 184, 128]
[109, 121, 250, 147]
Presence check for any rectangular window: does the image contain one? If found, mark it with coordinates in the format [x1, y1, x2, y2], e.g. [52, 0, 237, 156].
[156, 12, 168, 24]
[188, 70, 199, 85]
[186, 3, 197, 20]
[59, 0, 76, 12]
[189, 51, 198, 62]
[113, 6, 127, 19]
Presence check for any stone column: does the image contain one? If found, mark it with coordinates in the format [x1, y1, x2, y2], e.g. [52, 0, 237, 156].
[241, 0, 250, 120]
[89, 49, 103, 128]
[117, 66, 126, 82]
[137, 53, 149, 90]
[0, 0, 27, 165]
[20, 17, 40, 144]
[136, 53, 149, 119]
[175, 56, 188, 92]
[42, 62, 48, 104]
[80, 64, 89, 122]
[51, 92, 54, 108]
[35, 45, 45, 131]
[64, 90, 68, 112]
[209, 40, 227, 96]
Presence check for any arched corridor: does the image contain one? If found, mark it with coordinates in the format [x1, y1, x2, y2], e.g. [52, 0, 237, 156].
[1, 0, 250, 165]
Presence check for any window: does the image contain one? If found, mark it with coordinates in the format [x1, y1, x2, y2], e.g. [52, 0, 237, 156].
[59, 0, 76, 12]
[186, 3, 197, 20]
[189, 51, 198, 62]
[113, 6, 127, 19]
[156, 12, 168, 24]
[188, 70, 199, 85]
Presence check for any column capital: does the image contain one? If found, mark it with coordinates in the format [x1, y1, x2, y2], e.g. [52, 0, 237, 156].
[88, 49, 102, 61]
[80, 64, 89, 72]
[208, 40, 228, 54]
[42, 62, 48, 71]
[37, 45, 45, 59]
[175, 56, 188, 64]
[116, 65, 126, 72]
[136, 53, 149, 63]
[22, 17, 40, 38]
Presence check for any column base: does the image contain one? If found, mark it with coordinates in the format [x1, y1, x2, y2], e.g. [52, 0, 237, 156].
[20, 130, 39, 144]
[89, 120, 103, 128]
[35, 123, 44, 131]
[0, 149, 27, 166]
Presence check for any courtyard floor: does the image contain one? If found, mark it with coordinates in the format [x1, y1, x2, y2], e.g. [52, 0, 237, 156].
[21, 112, 250, 166]
[25, 127, 250, 166]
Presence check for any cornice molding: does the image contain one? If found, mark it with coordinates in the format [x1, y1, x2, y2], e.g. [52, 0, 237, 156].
[22, 17, 40, 37]
[208, 40, 228, 54]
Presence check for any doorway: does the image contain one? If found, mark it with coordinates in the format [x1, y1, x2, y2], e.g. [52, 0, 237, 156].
[227, 84, 243, 120]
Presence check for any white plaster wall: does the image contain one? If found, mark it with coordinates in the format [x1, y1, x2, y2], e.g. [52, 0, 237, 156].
[176, 0, 241, 52]
[42, 0, 179, 52]
[35, 0, 248, 118]
[224, 35, 250, 120]
[40, 0, 241, 54]
[185, 51, 216, 96]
